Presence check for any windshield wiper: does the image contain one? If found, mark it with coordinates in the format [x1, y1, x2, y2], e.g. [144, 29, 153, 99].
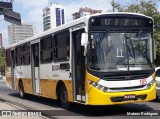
[125, 33, 135, 59]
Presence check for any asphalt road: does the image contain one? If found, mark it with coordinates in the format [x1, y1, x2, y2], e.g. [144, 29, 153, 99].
[0, 79, 160, 119]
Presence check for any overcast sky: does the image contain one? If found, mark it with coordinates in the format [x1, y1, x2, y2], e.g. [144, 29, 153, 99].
[0, 0, 160, 47]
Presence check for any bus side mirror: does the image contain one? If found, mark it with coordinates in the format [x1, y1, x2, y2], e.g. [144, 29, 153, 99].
[81, 33, 87, 46]
[81, 33, 88, 56]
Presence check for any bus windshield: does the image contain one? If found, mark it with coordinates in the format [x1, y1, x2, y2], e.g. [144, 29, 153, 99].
[89, 32, 153, 71]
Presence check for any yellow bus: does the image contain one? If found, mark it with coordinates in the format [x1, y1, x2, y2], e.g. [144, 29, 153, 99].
[5, 13, 156, 109]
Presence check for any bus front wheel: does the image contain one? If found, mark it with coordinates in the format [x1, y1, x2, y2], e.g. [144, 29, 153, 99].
[59, 84, 70, 109]
[19, 81, 25, 98]
[155, 95, 159, 101]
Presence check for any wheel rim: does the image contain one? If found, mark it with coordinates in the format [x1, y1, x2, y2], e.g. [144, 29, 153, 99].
[19, 83, 24, 97]
[20, 88, 23, 97]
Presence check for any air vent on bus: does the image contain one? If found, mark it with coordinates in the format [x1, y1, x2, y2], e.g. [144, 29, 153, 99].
[103, 73, 151, 81]
[109, 85, 146, 91]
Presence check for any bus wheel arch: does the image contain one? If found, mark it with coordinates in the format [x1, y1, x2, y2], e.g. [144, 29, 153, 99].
[56, 81, 70, 109]
[18, 79, 25, 98]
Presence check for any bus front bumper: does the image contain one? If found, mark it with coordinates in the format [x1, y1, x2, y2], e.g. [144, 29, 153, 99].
[86, 82, 156, 105]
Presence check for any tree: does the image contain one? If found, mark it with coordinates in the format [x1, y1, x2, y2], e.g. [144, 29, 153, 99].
[111, 0, 120, 12]
[110, 0, 160, 64]
[0, 48, 5, 74]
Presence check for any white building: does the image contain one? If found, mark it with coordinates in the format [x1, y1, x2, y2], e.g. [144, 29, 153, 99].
[8, 23, 34, 45]
[43, 3, 66, 31]
[72, 7, 102, 20]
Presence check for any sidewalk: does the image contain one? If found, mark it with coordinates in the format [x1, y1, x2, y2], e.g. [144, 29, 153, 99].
[0, 101, 17, 110]
[0, 77, 44, 119]
[0, 101, 44, 119]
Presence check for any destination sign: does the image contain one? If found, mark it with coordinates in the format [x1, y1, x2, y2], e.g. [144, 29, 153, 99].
[89, 17, 153, 27]
[101, 18, 145, 26]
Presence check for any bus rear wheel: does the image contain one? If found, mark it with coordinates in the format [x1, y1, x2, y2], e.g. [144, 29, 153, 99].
[19, 81, 25, 98]
[58, 84, 70, 109]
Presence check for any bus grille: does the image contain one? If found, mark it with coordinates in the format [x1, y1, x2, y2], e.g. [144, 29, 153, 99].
[109, 85, 146, 91]
[103, 73, 151, 81]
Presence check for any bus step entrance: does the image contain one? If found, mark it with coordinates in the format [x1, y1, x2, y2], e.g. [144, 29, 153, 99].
[76, 95, 85, 102]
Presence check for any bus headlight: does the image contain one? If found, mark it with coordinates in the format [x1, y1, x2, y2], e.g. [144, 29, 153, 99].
[101, 87, 108, 92]
[88, 80, 108, 92]
[92, 82, 97, 87]
[147, 80, 155, 89]
[96, 84, 102, 89]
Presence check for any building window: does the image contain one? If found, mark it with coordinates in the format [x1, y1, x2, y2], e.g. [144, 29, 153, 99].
[61, 9, 65, 24]
[53, 30, 70, 62]
[40, 35, 52, 63]
[56, 8, 61, 27]
[23, 43, 30, 65]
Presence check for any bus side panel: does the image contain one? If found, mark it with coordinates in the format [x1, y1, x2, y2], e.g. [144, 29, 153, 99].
[20, 78, 33, 94]
[6, 76, 12, 89]
[5, 67, 12, 89]
[40, 63, 73, 101]
[63, 80, 73, 102]
[22, 65, 32, 94]
[40, 63, 55, 98]
[40, 79, 73, 102]
[15, 65, 32, 94]
[40, 79, 57, 99]
[5, 49, 13, 89]
[16, 78, 19, 90]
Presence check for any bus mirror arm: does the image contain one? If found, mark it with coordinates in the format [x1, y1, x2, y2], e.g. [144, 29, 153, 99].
[81, 33, 86, 46]
[81, 33, 88, 56]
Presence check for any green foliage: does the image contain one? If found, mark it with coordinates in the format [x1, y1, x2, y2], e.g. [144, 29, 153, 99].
[111, 0, 160, 59]
[111, 0, 120, 12]
[0, 48, 5, 73]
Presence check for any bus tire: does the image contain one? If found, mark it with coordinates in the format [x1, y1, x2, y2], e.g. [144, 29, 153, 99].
[19, 81, 25, 98]
[58, 84, 70, 109]
[155, 95, 159, 101]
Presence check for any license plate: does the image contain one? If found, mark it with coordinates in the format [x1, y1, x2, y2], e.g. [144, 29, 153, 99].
[124, 94, 135, 99]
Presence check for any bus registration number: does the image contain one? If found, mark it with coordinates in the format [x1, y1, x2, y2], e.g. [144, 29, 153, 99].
[124, 94, 135, 99]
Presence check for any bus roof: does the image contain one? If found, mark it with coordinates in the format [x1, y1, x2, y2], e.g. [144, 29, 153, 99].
[6, 12, 153, 49]
[6, 16, 89, 49]
[94, 12, 152, 19]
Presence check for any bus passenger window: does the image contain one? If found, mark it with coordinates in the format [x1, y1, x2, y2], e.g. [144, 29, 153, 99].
[40, 35, 52, 63]
[16, 46, 23, 66]
[53, 30, 70, 62]
[23, 43, 30, 65]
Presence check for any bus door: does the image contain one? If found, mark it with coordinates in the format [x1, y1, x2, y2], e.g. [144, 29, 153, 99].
[11, 50, 16, 89]
[71, 28, 86, 102]
[31, 42, 40, 94]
